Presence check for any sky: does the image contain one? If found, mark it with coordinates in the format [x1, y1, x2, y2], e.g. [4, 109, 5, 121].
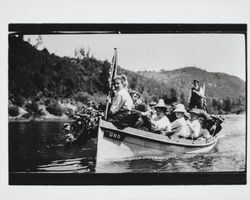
[24, 33, 246, 80]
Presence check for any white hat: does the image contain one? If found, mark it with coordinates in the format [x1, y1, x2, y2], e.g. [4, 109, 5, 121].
[153, 99, 168, 110]
[173, 104, 187, 113]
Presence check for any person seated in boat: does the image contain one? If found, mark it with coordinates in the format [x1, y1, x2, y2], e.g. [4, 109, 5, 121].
[130, 90, 142, 106]
[108, 74, 134, 127]
[184, 112, 192, 138]
[187, 108, 202, 139]
[132, 102, 158, 130]
[128, 89, 150, 128]
[148, 101, 157, 120]
[139, 101, 157, 120]
[198, 117, 212, 139]
[209, 115, 225, 136]
[188, 79, 205, 110]
[149, 101, 157, 108]
[186, 108, 214, 140]
[141, 99, 171, 134]
[166, 97, 178, 122]
[171, 104, 189, 138]
[130, 89, 148, 112]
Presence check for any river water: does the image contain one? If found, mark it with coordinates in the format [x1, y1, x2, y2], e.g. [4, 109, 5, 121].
[9, 114, 246, 173]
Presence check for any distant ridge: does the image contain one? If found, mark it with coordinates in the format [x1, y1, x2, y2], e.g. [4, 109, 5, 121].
[138, 66, 245, 99]
[9, 36, 245, 115]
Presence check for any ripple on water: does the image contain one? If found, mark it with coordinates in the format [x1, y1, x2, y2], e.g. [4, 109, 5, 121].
[9, 114, 246, 173]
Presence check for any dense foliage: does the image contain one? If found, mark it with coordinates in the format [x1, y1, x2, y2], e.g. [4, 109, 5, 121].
[9, 35, 246, 116]
[9, 105, 19, 117]
[46, 102, 63, 116]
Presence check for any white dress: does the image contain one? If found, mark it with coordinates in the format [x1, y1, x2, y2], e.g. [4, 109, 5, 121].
[152, 115, 172, 132]
[188, 119, 201, 138]
[171, 117, 188, 137]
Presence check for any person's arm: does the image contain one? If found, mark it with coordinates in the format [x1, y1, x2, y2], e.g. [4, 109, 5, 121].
[171, 120, 177, 131]
[193, 88, 205, 98]
[166, 120, 172, 132]
[141, 110, 151, 117]
[110, 95, 122, 114]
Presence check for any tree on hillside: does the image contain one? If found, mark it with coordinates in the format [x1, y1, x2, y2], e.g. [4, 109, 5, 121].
[98, 60, 110, 94]
[130, 76, 138, 90]
[35, 35, 43, 49]
[74, 47, 86, 60]
[8, 36, 245, 115]
[223, 97, 232, 112]
[170, 87, 177, 98]
[180, 92, 187, 106]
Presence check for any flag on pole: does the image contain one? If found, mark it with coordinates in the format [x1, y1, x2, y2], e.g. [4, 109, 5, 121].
[104, 48, 118, 120]
[111, 48, 118, 81]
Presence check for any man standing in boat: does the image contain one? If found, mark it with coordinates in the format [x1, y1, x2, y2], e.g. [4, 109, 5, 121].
[188, 79, 205, 110]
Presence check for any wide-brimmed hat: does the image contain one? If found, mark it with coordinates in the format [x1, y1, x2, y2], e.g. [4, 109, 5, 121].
[218, 116, 225, 123]
[189, 108, 202, 115]
[153, 99, 168, 110]
[189, 108, 211, 120]
[149, 101, 157, 107]
[211, 114, 225, 123]
[199, 110, 211, 120]
[173, 104, 187, 113]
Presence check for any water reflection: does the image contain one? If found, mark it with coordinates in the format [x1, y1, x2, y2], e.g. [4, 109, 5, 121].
[95, 153, 216, 173]
[36, 157, 96, 173]
[9, 114, 246, 173]
[9, 121, 97, 172]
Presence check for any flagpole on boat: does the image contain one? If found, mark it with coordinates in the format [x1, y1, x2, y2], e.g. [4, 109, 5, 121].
[104, 48, 118, 120]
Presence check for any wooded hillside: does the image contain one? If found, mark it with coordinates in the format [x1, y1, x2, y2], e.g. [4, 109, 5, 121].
[9, 35, 246, 116]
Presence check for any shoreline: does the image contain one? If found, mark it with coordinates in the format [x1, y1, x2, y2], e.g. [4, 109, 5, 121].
[9, 118, 73, 122]
[8, 115, 73, 122]
[9, 112, 245, 123]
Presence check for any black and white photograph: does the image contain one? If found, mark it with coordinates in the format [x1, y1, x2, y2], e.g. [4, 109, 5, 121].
[8, 24, 246, 185]
[1, 0, 250, 199]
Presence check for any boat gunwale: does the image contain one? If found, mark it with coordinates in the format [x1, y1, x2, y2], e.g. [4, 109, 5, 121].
[99, 119, 218, 147]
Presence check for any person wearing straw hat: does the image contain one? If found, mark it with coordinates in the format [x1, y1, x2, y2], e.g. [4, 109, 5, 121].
[147, 101, 157, 120]
[171, 104, 189, 138]
[150, 99, 171, 133]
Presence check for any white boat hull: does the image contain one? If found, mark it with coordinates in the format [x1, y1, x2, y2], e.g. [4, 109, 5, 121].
[96, 119, 218, 162]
